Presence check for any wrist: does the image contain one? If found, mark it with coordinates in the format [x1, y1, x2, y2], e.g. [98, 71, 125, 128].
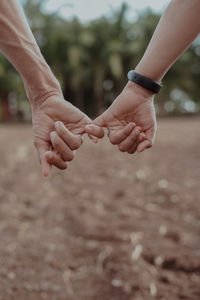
[31, 90, 63, 110]
[125, 80, 155, 100]
[25, 70, 63, 109]
[135, 63, 164, 83]
[128, 69, 162, 94]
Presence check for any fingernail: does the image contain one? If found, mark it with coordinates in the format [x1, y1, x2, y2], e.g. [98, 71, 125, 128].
[55, 121, 62, 130]
[73, 150, 77, 156]
[50, 131, 56, 139]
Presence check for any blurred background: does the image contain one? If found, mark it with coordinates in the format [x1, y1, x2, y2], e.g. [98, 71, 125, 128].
[0, 0, 200, 121]
[0, 1, 200, 299]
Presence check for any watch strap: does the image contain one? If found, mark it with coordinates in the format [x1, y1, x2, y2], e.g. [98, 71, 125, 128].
[127, 70, 162, 94]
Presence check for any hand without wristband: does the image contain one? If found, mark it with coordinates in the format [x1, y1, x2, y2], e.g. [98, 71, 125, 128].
[127, 70, 162, 94]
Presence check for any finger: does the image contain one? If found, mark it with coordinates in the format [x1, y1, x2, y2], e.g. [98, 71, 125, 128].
[138, 132, 146, 143]
[55, 121, 82, 150]
[40, 153, 52, 177]
[108, 122, 136, 145]
[41, 156, 52, 177]
[145, 126, 157, 144]
[128, 144, 138, 154]
[137, 140, 152, 153]
[128, 137, 140, 154]
[34, 140, 52, 177]
[118, 126, 141, 152]
[85, 124, 105, 139]
[128, 132, 146, 154]
[137, 126, 156, 153]
[45, 151, 68, 170]
[50, 131, 74, 162]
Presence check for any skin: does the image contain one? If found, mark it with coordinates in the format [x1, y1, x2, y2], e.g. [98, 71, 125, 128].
[1, 0, 200, 175]
[86, 81, 155, 153]
[0, 0, 103, 176]
[32, 96, 103, 176]
[0, 0, 143, 176]
[85, 0, 200, 153]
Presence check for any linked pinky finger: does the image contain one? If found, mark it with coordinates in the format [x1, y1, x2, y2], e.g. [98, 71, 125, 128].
[45, 151, 68, 170]
[85, 124, 105, 139]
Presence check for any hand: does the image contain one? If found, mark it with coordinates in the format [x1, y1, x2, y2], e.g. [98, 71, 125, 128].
[86, 81, 157, 154]
[32, 95, 104, 176]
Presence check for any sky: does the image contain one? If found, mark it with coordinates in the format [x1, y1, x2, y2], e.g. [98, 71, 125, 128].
[44, 0, 170, 22]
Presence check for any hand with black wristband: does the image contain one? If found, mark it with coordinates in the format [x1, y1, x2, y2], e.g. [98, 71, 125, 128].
[86, 80, 156, 153]
[85, 0, 200, 154]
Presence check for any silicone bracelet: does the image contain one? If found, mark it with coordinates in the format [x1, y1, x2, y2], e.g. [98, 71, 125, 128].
[127, 70, 162, 93]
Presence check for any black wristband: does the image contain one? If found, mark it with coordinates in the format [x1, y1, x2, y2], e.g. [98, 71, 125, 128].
[127, 70, 162, 94]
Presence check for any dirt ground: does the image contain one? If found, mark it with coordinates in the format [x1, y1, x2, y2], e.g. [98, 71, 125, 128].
[0, 118, 200, 300]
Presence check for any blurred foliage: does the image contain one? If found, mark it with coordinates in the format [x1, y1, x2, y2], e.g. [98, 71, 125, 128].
[0, 0, 200, 121]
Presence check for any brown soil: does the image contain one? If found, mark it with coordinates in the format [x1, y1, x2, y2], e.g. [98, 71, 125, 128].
[0, 118, 200, 300]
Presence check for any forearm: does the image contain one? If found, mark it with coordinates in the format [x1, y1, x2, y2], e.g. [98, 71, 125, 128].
[135, 0, 200, 82]
[0, 0, 62, 106]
